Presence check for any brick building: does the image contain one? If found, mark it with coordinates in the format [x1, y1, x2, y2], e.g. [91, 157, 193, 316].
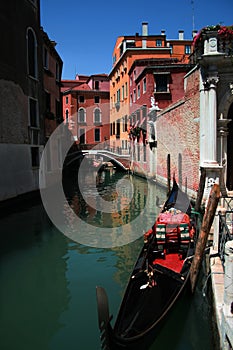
[61, 74, 110, 148]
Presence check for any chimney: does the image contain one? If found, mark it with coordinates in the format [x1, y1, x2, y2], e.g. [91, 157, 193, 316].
[161, 30, 166, 36]
[179, 30, 184, 40]
[142, 22, 148, 36]
[192, 30, 198, 38]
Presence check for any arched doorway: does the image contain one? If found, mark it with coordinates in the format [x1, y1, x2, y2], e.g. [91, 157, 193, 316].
[227, 103, 233, 190]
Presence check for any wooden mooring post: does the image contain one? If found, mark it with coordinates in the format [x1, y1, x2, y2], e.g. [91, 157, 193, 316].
[190, 183, 220, 293]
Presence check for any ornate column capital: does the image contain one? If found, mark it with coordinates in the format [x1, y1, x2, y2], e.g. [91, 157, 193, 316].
[206, 75, 219, 88]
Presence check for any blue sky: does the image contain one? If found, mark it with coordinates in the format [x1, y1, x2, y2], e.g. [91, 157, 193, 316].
[40, 0, 233, 79]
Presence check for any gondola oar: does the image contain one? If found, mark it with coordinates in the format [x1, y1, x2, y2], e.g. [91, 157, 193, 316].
[96, 286, 112, 349]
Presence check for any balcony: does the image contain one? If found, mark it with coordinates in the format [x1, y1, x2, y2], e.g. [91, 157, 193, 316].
[192, 25, 233, 63]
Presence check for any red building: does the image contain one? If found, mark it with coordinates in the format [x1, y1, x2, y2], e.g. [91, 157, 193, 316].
[62, 74, 110, 148]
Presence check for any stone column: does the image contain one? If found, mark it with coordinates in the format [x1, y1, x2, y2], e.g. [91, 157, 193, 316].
[199, 71, 208, 166]
[206, 75, 219, 165]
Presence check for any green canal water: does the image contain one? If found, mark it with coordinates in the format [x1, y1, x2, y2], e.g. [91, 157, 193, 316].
[0, 169, 217, 350]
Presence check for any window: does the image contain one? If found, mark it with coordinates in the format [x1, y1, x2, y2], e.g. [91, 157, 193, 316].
[117, 89, 120, 103]
[79, 95, 84, 103]
[78, 108, 86, 122]
[133, 70, 136, 80]
[94, 96, 100, 103]
[43, 47, 48, 69]
[65, 96, 69, 104]
[130, 93, 133, 106]
[122, 115, 128, 132]
[130, 76, 132, 87]
[125, 82, 128, 97]
[95, 81, 99, 90]
[122, 85, 125, 100]
[94, 108, 101, 123]
[133, 89, 136, 102]
[116, 119, 120, 138]
[156, 39, 162, 47]
[137, 84, 141, 99]
[143, 78, 146, 93]
[185, 45, 191, 54]
[27, 28, 37, 78]
[154, 74, 169, 93]
[170, 44, 173, 54]
[95, 128, 100, 142]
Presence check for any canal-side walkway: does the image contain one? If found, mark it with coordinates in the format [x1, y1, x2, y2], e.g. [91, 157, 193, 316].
[209, 203, 233, 350]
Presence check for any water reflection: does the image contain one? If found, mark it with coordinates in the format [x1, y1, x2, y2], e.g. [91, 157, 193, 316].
[0, 170, 215, 350]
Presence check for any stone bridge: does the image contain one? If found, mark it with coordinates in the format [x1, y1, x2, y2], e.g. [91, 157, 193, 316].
[64, 149, 131, 171]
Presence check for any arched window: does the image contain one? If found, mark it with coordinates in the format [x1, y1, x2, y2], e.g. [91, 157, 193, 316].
[27, 28, 37, 78]
[78, 108, 86, 123]
[94, 108, 101, 123]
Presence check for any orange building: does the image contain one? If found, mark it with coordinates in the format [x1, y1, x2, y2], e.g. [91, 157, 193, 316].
[109, 22, 195, 153]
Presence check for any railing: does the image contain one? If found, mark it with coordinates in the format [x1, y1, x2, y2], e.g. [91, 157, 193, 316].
[219, 212, 233, 263]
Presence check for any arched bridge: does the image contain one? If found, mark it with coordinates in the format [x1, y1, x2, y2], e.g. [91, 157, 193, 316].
[64, 149, 131, 171]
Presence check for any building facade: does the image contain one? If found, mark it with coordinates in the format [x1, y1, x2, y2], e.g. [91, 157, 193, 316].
[0, 0, 63, 201]
[62, 74, 110, 149]
[109, 22, 194, 155]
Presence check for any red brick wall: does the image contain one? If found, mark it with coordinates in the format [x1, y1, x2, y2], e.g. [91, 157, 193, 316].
[156, 68, 200, 192]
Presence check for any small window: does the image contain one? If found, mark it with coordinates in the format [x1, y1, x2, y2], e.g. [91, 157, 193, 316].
[137, 84, 141, 99]
[185, 45, 191, 54]
[143, 78, 146, 93]
[133, 89, 136, 102]
[95, 128, 100, 142]
[122, 85, 125, 100]
[79, 95, 85, 103]
[125, 82, 128, 97]
[65, 96, 69, 104]
[117, 89, 120, 103]
[94, 108, 101, 123]
[94, 96, 100, 104]
[130, 76, 132, 87]
[156, 39, 162, 47]
[95, 81, 99, 90]
[155, 75, 169, 93]
[78, 108, 86, 122]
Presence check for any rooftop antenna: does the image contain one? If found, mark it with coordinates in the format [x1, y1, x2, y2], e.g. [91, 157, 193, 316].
[191, 0, 195, 32]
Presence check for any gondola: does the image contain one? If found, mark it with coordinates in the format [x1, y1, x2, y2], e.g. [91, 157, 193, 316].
[96, 180, 197, 350]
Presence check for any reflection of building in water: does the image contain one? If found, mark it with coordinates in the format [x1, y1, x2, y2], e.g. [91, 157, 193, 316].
[64, 168, 167, 247]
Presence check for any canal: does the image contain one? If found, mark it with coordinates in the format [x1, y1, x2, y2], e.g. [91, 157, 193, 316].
[0, 168, 217, 350]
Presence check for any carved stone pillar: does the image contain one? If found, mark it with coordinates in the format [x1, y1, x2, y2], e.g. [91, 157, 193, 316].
[206, 75, 219, 164]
